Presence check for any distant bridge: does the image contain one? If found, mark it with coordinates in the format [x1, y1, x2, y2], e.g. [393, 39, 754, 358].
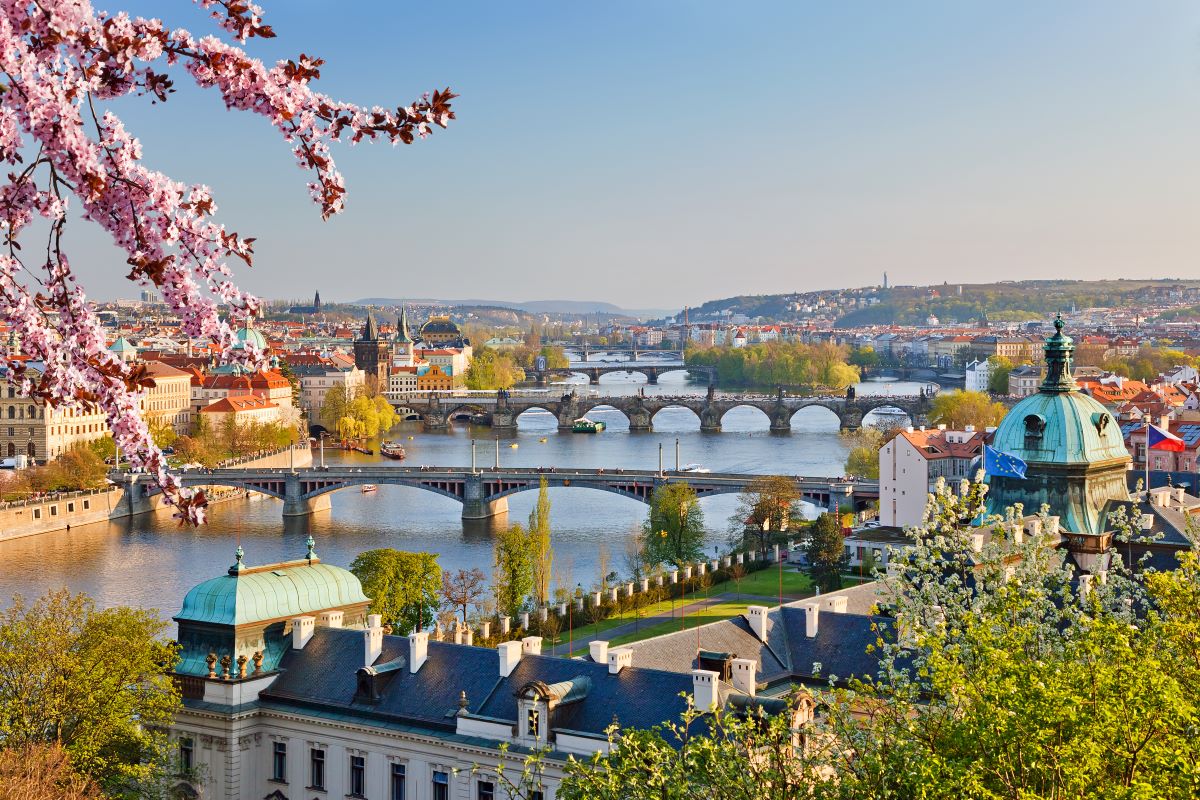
[145, 465, 877, 521]
[391, 390, 933, 433]
[529, 362, 712, 386]
[560, 345, 685, 362]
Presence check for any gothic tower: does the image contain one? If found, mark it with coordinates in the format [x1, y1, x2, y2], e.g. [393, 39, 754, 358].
[354, 310, 391, 387]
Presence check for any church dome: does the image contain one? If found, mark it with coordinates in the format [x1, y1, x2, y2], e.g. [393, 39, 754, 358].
[991, 390, 1128, 466]
[985, 316, 1131, 535]
[420, 315, 461, 338]
[234, 322, 268, 352]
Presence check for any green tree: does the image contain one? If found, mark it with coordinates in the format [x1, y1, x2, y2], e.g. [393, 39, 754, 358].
[529, 477, 554, 605]
[844, 444, 879, 480]
[928, 389, 1007, 430]
[802, 512, 846, 592]
[465, 347, 525, 390]
[642, 482, 706, 568]
[728, 475, 800, 552]
[987, 355, 1014, 395]
[0, 591, 180, 793]
[493, 523, 535, 619]
[848, 346, 881, 368]
[349, 549, 441, 635]
[320, 383, 354, 428]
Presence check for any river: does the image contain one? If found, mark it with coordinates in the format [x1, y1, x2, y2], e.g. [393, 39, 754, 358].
[0, 376, 926, 619]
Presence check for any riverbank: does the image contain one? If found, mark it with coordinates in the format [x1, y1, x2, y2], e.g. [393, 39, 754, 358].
[0, 446, 311, 542]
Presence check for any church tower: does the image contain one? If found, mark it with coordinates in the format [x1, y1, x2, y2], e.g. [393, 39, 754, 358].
[394, 307, 415, 367]
[354, 310, 391, 386]
[313, 290, 322, 314]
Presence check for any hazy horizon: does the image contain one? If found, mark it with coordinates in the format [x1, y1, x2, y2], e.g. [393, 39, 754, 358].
[63, 1, 1200, 307]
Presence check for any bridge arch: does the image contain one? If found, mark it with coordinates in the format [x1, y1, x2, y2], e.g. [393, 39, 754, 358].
[574, 403, 632, 427]
[648, 403, 702, 430]
[789, 403, 843, 431]
[514, 405, 561, 429]
[718, 404, 772, 431]
[593, 369, 652, 384]
[442, 403, 489, 423]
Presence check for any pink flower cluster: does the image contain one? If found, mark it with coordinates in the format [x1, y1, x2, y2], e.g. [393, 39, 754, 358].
[0, 0, 454, 523]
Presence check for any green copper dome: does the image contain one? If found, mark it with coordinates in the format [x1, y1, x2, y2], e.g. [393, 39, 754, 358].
[986, 316, 1131, 535]
[175, 558, 368, 627]
[234, 321, 268, 352]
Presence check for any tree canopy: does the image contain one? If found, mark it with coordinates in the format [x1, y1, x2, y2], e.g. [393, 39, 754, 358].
[802, 512, 846, 592]
[929, 390, 1008, 430]
[349, 549, 441, 635]
[493, 523, 536, 619]
[642, 482, 707, 567]
[686, 342, 860, 391]
[0, 591, 180, 793]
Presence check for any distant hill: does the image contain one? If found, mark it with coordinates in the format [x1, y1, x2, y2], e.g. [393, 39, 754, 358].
[353, 298, 673, 319]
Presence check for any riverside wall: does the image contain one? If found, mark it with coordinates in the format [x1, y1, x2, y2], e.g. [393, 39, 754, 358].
[0, 446, 312, 542]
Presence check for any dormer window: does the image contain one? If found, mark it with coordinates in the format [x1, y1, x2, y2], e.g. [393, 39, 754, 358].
[1024, 414, 1046, 447]
[526, 707, 540, 738]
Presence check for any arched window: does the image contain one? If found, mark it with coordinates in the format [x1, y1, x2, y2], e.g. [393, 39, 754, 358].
[26, 441, 35, 458]
[6, 443, 13, 457]
[6, 406, 12, 419]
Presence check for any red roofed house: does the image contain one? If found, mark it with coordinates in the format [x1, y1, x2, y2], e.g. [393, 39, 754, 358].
[880, 425, 988, 528]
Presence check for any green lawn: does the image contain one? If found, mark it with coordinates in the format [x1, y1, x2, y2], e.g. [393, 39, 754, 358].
[563, 567, 813, 644]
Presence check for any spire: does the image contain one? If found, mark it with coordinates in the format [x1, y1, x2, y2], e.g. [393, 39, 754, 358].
[362, 310, 379, 341]
[396, 306, 413, 344]
[1040, 314, 1077, 393]
[313, 290, 321, 312]
[229, 545, 245, 575]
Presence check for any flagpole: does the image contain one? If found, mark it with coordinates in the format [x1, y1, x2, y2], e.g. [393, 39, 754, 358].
[1145, 419, 1151, 498]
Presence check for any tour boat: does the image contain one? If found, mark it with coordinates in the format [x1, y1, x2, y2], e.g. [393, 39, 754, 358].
[380, 441, 407, 460]
[509, 443, 519, 449]
[572, 417, 606, 433]
[361, 484, 378, 493]
[679, 464, 711, 473]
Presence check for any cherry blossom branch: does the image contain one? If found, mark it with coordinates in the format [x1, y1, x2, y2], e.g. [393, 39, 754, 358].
[0, 0, 456, 523]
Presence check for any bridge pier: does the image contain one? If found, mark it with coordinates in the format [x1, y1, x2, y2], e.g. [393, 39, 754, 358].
[282, 474, 332, 517]
[646, 371, 658, 385]
[699, 404, 722, 433]
[462, 473, 510, 521]
[627, 408, 652, 432]
[769, 404, 792, 434]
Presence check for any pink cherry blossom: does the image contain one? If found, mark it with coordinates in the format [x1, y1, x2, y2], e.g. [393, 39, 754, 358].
[0, 0, 455, 524]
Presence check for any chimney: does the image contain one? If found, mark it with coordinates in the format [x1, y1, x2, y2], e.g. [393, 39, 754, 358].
[730, 657, 756, 697]
[291, 615, 315, 650]
[747, 606, 769, 640]
[1078, 573, 1093, 599]
[964, 424, 975, 433]
[692, 669, 720, 710]
[364, 616, 383, 666]
[970, 533, 985, 552]
[608, 648, 632, 675]
[521, 636, 542, 656]
[408, 631, 429, 674]
[498, 640, 522, 677]
[819, 595, 848, 614]
[802, 602, 820, 638]
[589, 640, 609, 664]
[317, 610, 343, 628]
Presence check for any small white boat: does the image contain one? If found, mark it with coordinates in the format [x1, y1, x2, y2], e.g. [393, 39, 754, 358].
[361, 484, 378, 493]
[679, 464, 711, 473]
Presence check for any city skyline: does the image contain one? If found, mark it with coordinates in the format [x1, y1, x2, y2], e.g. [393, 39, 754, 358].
[62, 1, 1200, 307]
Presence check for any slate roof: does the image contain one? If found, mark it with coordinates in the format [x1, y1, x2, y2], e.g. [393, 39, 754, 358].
[622, 600, 890, 690]
[262, 629, 695, 738]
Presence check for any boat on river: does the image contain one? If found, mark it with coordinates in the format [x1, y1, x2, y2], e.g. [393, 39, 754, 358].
[572, 417, 606, 433]
[380, 441, 407, 460]
[361, 484, 378, 493]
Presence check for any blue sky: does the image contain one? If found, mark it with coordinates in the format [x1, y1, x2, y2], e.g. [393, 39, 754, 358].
[68, 1, 1200, 309]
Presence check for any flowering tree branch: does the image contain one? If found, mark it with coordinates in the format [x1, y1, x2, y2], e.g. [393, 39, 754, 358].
[0, 0, 455, 523]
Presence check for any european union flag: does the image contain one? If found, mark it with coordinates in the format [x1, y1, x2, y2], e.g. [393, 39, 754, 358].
[985, 444, 1027, 480]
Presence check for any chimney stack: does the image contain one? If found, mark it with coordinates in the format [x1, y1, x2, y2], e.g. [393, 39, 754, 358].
[747, 605, 769, 640]
[408, 631, 429, 674]
[608, 648, 632, 675]
[692, 669, 720, 710]
[498, 640, 522, 677]
[291, 616, 315, 650]
[521, 636, 543, 656]
[819, 595, 848, 614]
[364, 615, 383, 666]
[317, 610, 344, 628]
[730, 658, 756, 697]
[589, 640, 609, 665]
[802, 602, 820, 638]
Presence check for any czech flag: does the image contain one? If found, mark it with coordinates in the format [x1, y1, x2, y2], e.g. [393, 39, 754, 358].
[1147, 423, 1186, 452]
[984, 445, 1028, 479]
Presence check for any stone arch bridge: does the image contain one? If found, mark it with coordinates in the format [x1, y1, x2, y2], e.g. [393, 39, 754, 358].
[406, 391, 932, 433]
[151, 466, 877, 522]
[529, 363, 716, 386]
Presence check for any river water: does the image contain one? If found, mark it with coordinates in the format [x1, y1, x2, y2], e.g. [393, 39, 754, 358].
[0, 376, 925, 619]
